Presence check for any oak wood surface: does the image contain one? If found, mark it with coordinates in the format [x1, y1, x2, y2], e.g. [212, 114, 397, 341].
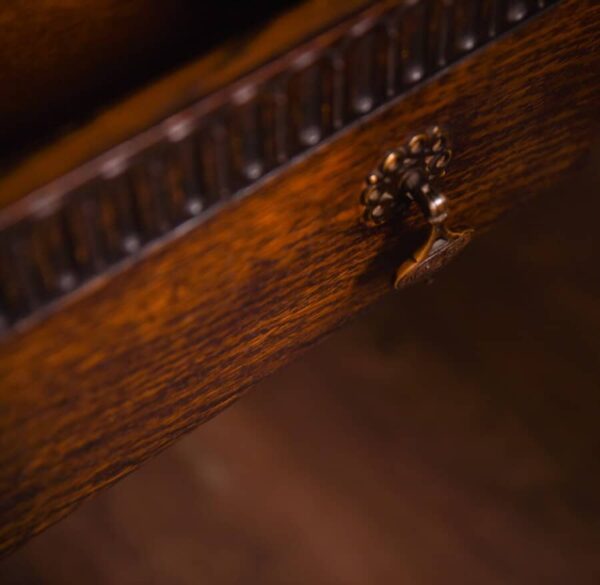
[2, 152, 599, 583]
[0, 0, 599, 555]
[0, 0, 551, 333]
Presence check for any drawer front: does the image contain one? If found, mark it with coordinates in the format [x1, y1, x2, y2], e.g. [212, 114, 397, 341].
[1, 0, 598, 553]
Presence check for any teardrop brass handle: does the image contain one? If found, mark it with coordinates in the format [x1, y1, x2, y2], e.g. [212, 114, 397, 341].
[360, 127, 473, 289]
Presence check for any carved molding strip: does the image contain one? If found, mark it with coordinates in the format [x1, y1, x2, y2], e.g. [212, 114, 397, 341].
[0, 0, 557, 333]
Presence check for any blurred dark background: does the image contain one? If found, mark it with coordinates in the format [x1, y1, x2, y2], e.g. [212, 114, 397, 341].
[1, 146, 599, 584]
[0, 1, 297, 168]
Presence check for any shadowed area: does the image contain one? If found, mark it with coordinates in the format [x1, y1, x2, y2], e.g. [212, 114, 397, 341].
[0, 0, 297, 168]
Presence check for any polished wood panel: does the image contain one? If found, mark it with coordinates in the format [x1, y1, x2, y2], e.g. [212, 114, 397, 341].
[0, 0, 555, 332]
[2, 151, 599, 582]
[0, 0, 598, 555]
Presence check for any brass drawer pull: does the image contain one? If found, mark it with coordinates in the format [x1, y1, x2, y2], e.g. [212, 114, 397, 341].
[361, 127, 472, 288]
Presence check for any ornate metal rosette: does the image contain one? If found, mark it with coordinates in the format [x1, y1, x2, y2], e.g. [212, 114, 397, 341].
[360, 126, 452, 225]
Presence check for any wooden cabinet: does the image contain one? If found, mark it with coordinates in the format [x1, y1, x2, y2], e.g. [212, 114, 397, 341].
[0, 0, 598, 554]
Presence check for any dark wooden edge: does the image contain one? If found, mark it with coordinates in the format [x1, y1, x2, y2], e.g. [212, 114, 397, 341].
[0, 0, 557, 334]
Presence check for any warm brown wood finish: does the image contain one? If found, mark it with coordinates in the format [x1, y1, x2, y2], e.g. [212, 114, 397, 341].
[0, 0, 599, 554]
[0, 0, 552, 332]
[3, 156, 600, 582]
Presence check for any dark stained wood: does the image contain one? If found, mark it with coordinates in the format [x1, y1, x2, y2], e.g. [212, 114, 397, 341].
[0, 0, 553, 332]
[0, 0, 559, 332]
[0, 0, 599, 555]
[2, 151, 600, 582]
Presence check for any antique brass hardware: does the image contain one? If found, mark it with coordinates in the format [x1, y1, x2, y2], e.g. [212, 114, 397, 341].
[361, 127, 472, 288]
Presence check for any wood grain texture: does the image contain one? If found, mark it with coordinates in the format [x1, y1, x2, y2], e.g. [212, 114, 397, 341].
[0, 0, 554, 332]
[2, 149, 600, 583]
[0, 0, 599, 555]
